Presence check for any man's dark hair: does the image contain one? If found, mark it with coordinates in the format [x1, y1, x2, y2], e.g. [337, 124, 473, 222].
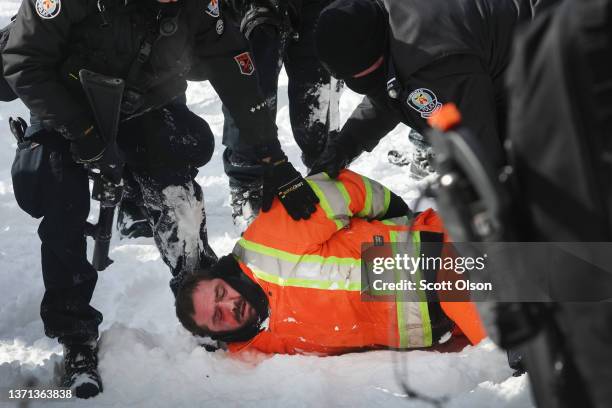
[175, 271, 214, 338]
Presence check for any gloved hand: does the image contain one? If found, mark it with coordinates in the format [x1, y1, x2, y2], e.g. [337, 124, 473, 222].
[9, 117, 27, 143]
[308, 130, 360, 178]
[70, 126, 123, 184]
[261, 159, 319, 220]
[241, 3, 282, 40]
[70, 126, 106, 164]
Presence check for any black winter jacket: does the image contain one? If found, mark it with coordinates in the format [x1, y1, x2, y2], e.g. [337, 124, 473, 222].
[2, 0, 278, 153]
[340, 0, 537, 168]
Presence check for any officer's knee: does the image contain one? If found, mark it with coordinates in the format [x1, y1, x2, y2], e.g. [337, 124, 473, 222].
[188, 112, 215, 168]
[173, 105, 215, 168]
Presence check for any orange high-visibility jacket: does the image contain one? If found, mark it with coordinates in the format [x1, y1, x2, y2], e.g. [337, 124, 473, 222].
[229, 170, 485, 355]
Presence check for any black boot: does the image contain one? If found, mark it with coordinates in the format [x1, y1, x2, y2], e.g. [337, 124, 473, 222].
[508, 348, 527, 377]
[61, 342, 103, 399]
[117, 170, 153, 239]
[388, 129, 437, 179]
[117, 199, 153, 239]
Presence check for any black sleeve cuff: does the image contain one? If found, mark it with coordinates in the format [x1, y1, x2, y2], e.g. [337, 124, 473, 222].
[382, 191, 412, 220]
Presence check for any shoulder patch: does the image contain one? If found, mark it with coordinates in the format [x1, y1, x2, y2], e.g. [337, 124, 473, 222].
[234, 52, 255, 76]
[205, 0, 220, 18]
[406, 88, 442, 119]
[36, 0, 61, 20]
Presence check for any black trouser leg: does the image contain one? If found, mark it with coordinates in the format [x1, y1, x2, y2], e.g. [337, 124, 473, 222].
[37, 136, 102, 345]
[118, 104, 217, 294]
[284, 52, 338, 168]
[284, 0, 341, 169]
[132, 168, 217, 294]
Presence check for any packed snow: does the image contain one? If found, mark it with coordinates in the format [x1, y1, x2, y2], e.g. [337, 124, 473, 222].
[0, 2, 533, 407]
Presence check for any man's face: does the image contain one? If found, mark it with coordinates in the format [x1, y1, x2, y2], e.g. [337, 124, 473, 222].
[191, 278, 257, 335]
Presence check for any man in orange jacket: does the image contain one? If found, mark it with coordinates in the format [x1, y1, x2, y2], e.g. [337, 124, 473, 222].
[175, 170, 486, 355]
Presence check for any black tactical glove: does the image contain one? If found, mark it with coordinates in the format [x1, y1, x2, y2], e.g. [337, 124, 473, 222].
[241, 2, 282, 39]
[9, 117, 28, 143]
[70, 126, 106, 164]
[262, 158, 319, 220]
[309, 130, 361, 178]
[70, 126, 123, 184]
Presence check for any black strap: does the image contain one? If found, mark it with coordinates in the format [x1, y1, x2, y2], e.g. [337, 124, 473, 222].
[120, 4, 186, 115]
[119, 6, 168, 114]
[126, 21, 160, 93]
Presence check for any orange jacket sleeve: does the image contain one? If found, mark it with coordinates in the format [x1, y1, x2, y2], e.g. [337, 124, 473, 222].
[241, 170, 395, 252]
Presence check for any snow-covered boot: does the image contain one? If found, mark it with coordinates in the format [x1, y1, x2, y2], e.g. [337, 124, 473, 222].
[117, 171, 152, 239]
[388, 128, 437, 180]
[387, 149, 411, 167]
[61, 342, 103, 399]
[387, 148, 436, 179]
[116, 199, 153, 239]
[407, 146, 436, 180]
[230, 182, 263, 231]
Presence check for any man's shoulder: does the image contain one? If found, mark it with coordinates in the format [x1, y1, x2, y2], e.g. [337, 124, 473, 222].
[18, 0, 101, 23]
[387, 0, 488, 75]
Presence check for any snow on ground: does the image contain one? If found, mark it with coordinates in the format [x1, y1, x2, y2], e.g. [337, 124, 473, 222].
[0, 2, 533, 407]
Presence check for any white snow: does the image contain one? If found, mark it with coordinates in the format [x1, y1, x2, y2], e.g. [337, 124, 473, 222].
[0, 2, 533, 407]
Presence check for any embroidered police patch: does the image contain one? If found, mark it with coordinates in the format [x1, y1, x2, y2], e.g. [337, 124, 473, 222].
[205, 0, 220, 18]
[234, 52, 254, 76]
[407, 88, 442, 119]
[216, 19, 224, 35]
[35, 0, 61, 20]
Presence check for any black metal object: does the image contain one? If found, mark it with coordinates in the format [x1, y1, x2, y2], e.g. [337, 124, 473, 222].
[425, 123, 593, 408]
[85, 172, 123, 271]
[8, 117, 27, 143]
[79, 69, 125, 271]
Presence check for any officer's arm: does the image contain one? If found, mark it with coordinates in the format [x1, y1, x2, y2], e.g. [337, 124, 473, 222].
[2, 0, 93, 139]
[340, 94, 401, 158]
[241, 170, 409, 249]
[189, 15, 282, 157]
[311, 94, 400, 178]
[447, 74, 505, 168]
[411, 55, 505, 168]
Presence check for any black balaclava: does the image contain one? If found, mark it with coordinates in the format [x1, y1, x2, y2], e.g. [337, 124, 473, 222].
[208, 255, 269, 343]
[314, 0, 388, 95]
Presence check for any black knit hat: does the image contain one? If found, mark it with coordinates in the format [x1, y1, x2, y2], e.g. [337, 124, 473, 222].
[315, 0, 388, 79]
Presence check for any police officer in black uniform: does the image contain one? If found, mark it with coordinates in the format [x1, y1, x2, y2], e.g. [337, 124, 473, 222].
[310, 0, 537, 178]
[2, 0, 317, 398]
[220, 0, 340, 227]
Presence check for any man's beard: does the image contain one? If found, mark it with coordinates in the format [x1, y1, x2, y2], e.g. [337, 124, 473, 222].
[233, 297, 245, 323]
[233, 297, 255, 327]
